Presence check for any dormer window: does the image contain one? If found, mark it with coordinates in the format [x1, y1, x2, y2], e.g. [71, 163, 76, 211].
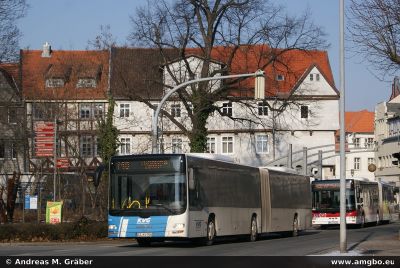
[77, 78, 97, 88]
[76, 64, 102, 88]
[44, 64, 71, 88]
[46, 78, 65, 88]
[276, 74, 284, 81]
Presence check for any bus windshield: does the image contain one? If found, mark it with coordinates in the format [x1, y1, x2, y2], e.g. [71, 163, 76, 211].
[312, 189, 356, 212]
[109, 156, 186, 217]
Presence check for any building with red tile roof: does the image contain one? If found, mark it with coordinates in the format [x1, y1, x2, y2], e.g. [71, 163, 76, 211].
[209, 45, 336, 98]
[335, 110, 375, 180]
[344, 110, 374, 133]
[110, 45, 340, 176]
[21, 49, 109, 101]
[20, 44, 109, 174]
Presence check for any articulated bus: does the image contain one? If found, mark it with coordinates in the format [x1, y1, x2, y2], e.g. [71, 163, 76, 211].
[108, 154, 312, 246]
[311, 178, 397, 227]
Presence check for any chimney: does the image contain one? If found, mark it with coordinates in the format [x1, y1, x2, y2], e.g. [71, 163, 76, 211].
[42, 42, 51, 57]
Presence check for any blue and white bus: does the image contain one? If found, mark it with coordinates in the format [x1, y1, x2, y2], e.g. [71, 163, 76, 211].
[108, 154, 312, 246]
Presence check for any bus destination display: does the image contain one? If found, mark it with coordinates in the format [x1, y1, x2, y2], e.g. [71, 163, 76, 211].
[113, 156, 183, 173]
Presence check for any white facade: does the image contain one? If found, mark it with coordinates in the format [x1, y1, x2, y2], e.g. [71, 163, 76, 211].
[375, 100, 400, 186]
[334, 132, 375, 181]
[113, 59, 340, 176]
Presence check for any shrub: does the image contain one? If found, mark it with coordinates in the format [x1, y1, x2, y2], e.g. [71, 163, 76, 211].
[0, 220, 108, 242]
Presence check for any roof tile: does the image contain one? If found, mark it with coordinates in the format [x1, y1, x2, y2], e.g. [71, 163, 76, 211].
[21, 50, 109, 100]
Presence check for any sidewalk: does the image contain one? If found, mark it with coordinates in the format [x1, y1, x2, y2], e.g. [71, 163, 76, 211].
[318, 222, 400, 256]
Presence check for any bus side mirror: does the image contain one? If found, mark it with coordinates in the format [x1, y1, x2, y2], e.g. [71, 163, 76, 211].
[188, 168, 195, 190]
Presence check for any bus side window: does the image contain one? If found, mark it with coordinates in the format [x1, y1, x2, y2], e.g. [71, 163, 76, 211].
[189, 167, 203, 210]
[188, 168, 195, 190]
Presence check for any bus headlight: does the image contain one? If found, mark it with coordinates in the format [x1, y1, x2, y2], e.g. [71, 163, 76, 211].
[109, 225, 117, 230]
[173, 223, 185, 229]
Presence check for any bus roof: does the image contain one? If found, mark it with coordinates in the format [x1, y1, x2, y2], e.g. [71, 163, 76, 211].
[186, 153, 234, 163]
[261, 166, 299, 174]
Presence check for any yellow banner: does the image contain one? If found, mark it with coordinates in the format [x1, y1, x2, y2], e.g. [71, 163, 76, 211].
[46, 201, 63, 224]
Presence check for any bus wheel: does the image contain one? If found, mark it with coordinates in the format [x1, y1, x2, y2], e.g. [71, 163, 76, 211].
[249, 216, 258, 242]
[136, 238, 152, 247]
[204, 218, 216, 246]
[292, 216, 299, 237]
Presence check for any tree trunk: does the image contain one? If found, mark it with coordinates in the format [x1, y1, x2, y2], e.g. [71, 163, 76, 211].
[189, 101, 212, 152]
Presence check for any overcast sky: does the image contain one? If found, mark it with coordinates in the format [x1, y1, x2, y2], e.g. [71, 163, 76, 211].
[17, 0, 393, 112]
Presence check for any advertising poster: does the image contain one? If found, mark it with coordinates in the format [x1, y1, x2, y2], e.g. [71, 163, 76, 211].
[46, 201, 63, 224]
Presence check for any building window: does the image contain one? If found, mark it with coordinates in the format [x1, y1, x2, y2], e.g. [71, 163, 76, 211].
[310, 73, 320, 81]
[171, 104, 181, 118]
[276, 74, 284, 81]
[94, 137, 100, 157]
[119, 138, 131, 155]
[79, 103, 91, 119]
[258, 102, 268, 116]
[365, 138, 374, 148]
[93, 103, 104, 118]
[11, 143, 17, 159]
[172, 138, 182, 153]
[8, 108, 17, 124]
[354, 157, 361, 170]
[77, 78, 96, 88]
[0, 142, 5, 159]
[222, 136, 234, 154]
[256, 134, 268, 154]
[354, 138, 360, 148]
[221, 102, 232, 117]
[206, 137, 216, 153]
[33, 103, 60, 120]
[80, 136, 92, 157]
[368, 158, 375, 165]
[300, 106, 309, 119]
[120, 103, 130, 118]
[45, 78, 65, 88]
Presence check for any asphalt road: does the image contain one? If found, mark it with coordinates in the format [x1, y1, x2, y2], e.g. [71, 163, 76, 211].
[1, 222, 399, 256]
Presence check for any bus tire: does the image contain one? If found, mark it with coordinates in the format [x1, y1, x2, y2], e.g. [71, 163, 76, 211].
[204, 217, 216, 246]
[136, 238, 152, 247]
[292, 215, 299, 237]
[249, 216, 258, 242]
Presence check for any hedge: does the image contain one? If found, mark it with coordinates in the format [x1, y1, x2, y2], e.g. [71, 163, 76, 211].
[0, 218, 108, 242]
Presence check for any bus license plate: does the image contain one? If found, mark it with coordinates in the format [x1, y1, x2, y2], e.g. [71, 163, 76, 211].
[137, 232, 152, 237]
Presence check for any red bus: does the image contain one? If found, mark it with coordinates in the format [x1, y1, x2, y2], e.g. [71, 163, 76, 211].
[312, 178, 397, 227]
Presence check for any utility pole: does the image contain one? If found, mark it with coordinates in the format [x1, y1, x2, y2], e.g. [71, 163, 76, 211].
[152, 70, 265, 153]
[53, 116, 57, 202]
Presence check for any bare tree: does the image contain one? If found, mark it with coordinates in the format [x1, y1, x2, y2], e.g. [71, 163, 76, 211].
[347, 0, 400, 78]
[125, 0, 327, 152]
[0, 0, 27, 63]
[87, 24, 117, 50]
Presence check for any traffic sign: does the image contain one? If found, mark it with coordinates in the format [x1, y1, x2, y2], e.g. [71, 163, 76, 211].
[34, 121, 55, 157]
[57, 158, 69, 169]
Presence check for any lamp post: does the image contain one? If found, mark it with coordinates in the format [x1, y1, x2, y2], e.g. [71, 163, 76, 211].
[339, 0, 347, 253]
[151, 70, 265, 153]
